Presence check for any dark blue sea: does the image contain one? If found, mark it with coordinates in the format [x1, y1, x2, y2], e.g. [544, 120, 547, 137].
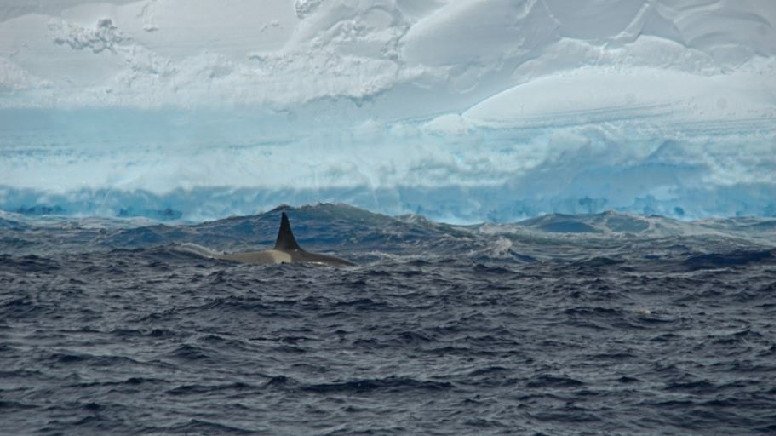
[2, 204, 775, 435]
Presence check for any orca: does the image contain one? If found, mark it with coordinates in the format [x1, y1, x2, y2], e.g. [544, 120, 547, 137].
[215, 212, 355, 267]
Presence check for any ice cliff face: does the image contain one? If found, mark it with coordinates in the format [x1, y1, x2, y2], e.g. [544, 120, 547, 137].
[0, 0, 774, 222]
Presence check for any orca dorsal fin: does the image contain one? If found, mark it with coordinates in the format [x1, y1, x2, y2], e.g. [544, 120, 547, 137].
[274, 212, 301, 251]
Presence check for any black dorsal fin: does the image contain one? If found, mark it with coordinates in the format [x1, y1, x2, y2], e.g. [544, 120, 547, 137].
[274, 212, 301, 251]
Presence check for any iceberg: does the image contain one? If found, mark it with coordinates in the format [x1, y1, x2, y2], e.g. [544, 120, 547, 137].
[0, 0, 774, 222]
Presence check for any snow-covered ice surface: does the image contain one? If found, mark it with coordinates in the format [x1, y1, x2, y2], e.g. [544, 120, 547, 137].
[1, 0, 775, 222]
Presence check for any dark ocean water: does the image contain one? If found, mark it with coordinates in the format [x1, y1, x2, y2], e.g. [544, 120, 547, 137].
[2, 204, 775, 435]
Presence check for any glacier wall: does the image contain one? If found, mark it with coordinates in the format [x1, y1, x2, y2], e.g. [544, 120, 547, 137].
[1, 0, 775, 222]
